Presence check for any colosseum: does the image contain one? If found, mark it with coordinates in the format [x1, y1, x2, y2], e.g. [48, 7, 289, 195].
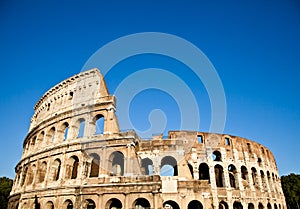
[8, 68, 286, 209]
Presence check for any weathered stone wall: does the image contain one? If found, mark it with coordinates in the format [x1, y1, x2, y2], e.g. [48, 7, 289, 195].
[8, 69, 286, 209]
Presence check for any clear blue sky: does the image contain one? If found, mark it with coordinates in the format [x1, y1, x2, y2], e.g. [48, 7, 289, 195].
[0, 0, 299, 178]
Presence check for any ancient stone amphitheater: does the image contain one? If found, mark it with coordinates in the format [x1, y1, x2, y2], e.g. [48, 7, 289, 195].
[8, 69, 286, 209]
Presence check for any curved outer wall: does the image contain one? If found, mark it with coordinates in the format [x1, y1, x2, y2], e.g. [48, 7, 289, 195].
[8, 69, 286, 209]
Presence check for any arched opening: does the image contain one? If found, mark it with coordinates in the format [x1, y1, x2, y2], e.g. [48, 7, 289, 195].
[20, 166, 28, 186]
[199, 163, 209, 180]
[45, 201, 54, 209]
[267, 203, 272, 209]
[30, 137, 36, 150]
[63, 123, 69, 141]
[248, 203, 254, 209]
[86, 199, 96, 209]
[241, 166, 249, 188]
[26, 164, 35, 185]
[258, 157, 262, 166]
[258, 203, 264, 209]
[66, 156, 79, 179]
[106, 198, 122, 209]
[212, 151, 222, 161]
[141, 158, 153, 175]
[251, 167, 258, 186]
[188, 163, 194, 178]
[95, 114, 105, 135]
[261, 170, 267, 190]
[225, 137, 230, 145]
[233, 201, 243, 209]
[38, 161, 47, 183]
[163, 200, 180, 209]
[160, 156, 178, 176]
[109, 151, 124, 176]
[89, 153, 100, 177]
[267, 171, 272, 191]
[37, 131, 45, 145]
[214, 164, 224, 187]
[77, 119, 85, 138]
[228, 164, 238, 189]
[48, 127, 56, 143]
[63, 200, 73, 209]
[274, 204, 278, 209]
[187, 200, 203, 209]
[133, 198, 150, 209]
[219, 201, 228, 209]
[51, 159, 61, 181]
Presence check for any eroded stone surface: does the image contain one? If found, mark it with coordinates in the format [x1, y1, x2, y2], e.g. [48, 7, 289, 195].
[8, 69, 286, 209]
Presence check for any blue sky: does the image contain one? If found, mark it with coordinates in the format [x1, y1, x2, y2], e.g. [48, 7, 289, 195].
[0, 0, 299, 178]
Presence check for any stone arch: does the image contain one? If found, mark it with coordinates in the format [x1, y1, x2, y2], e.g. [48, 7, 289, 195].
[233, 201, 243, 209]
[260, 170, 267, 190]
[228, 164, 238, 189]
[37, 131, 45, 146]
[38, 161, 47, 183]
[141, 158, 153, 175]
[26, 164, 36, 185]
[241, 166, 249, 188]
[47, 127, 56, 143]
[66, 156, 79, 179]
[89, 153, 100, 177]
[85, 199, 96, 209]
[45, 201, 54, 209]
[212, 151, 222, 161]
[163, 200, 180, 209]
[251, 167, 258, 187]
[133, 198, 151, 209]
[214, 164, 224, 187]
[248, 203, 254, 209]
[109, 151, 124, 176]
[20, 166, 28, 186]
[274, 204, 278, 209]
[199, 163, 209, 180]
[106, 198, 122, 209]
[63, 199, 74, 209]
[187, 200, 203, 209]
[94, 114, 105, 135]
[51, 159, 61, 181]
[258, 202, 264, 209]
[77, 118, 85, 138]
[267, 203, 272, 209]
[62, 122, 69, 141]
[160, 156, 178, 176]
[219, 201, 229, 209]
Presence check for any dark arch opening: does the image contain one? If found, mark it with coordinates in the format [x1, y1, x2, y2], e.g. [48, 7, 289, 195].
[160, 156, 178, 176]
[233, 201, 243, 209]
[212, 151, 222, 161]
[199, 163, 210, 181]
[89, 153, 100, 177]
[214, 164, 224, 187]
[86, 199, 96, 209]
[134, 198, 150, 209]
[106, 198, 122, 209]
[141, 158, 153, 175]
[110, 151, 124, 176]
[248, 203, 254, 209]
[219, 201, 229, 209]
[163, 200, 180, 209]
[188, 200, 203, 209]
[228, 164, 237, 189]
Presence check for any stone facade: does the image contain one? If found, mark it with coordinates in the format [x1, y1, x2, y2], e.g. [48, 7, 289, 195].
[8, 68, 286, 209]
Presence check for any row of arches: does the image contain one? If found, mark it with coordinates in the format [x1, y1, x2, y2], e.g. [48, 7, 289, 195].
[140, 155, 280, 192]
[14, 151, 125, 189]
[23, 115, 105, 155]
